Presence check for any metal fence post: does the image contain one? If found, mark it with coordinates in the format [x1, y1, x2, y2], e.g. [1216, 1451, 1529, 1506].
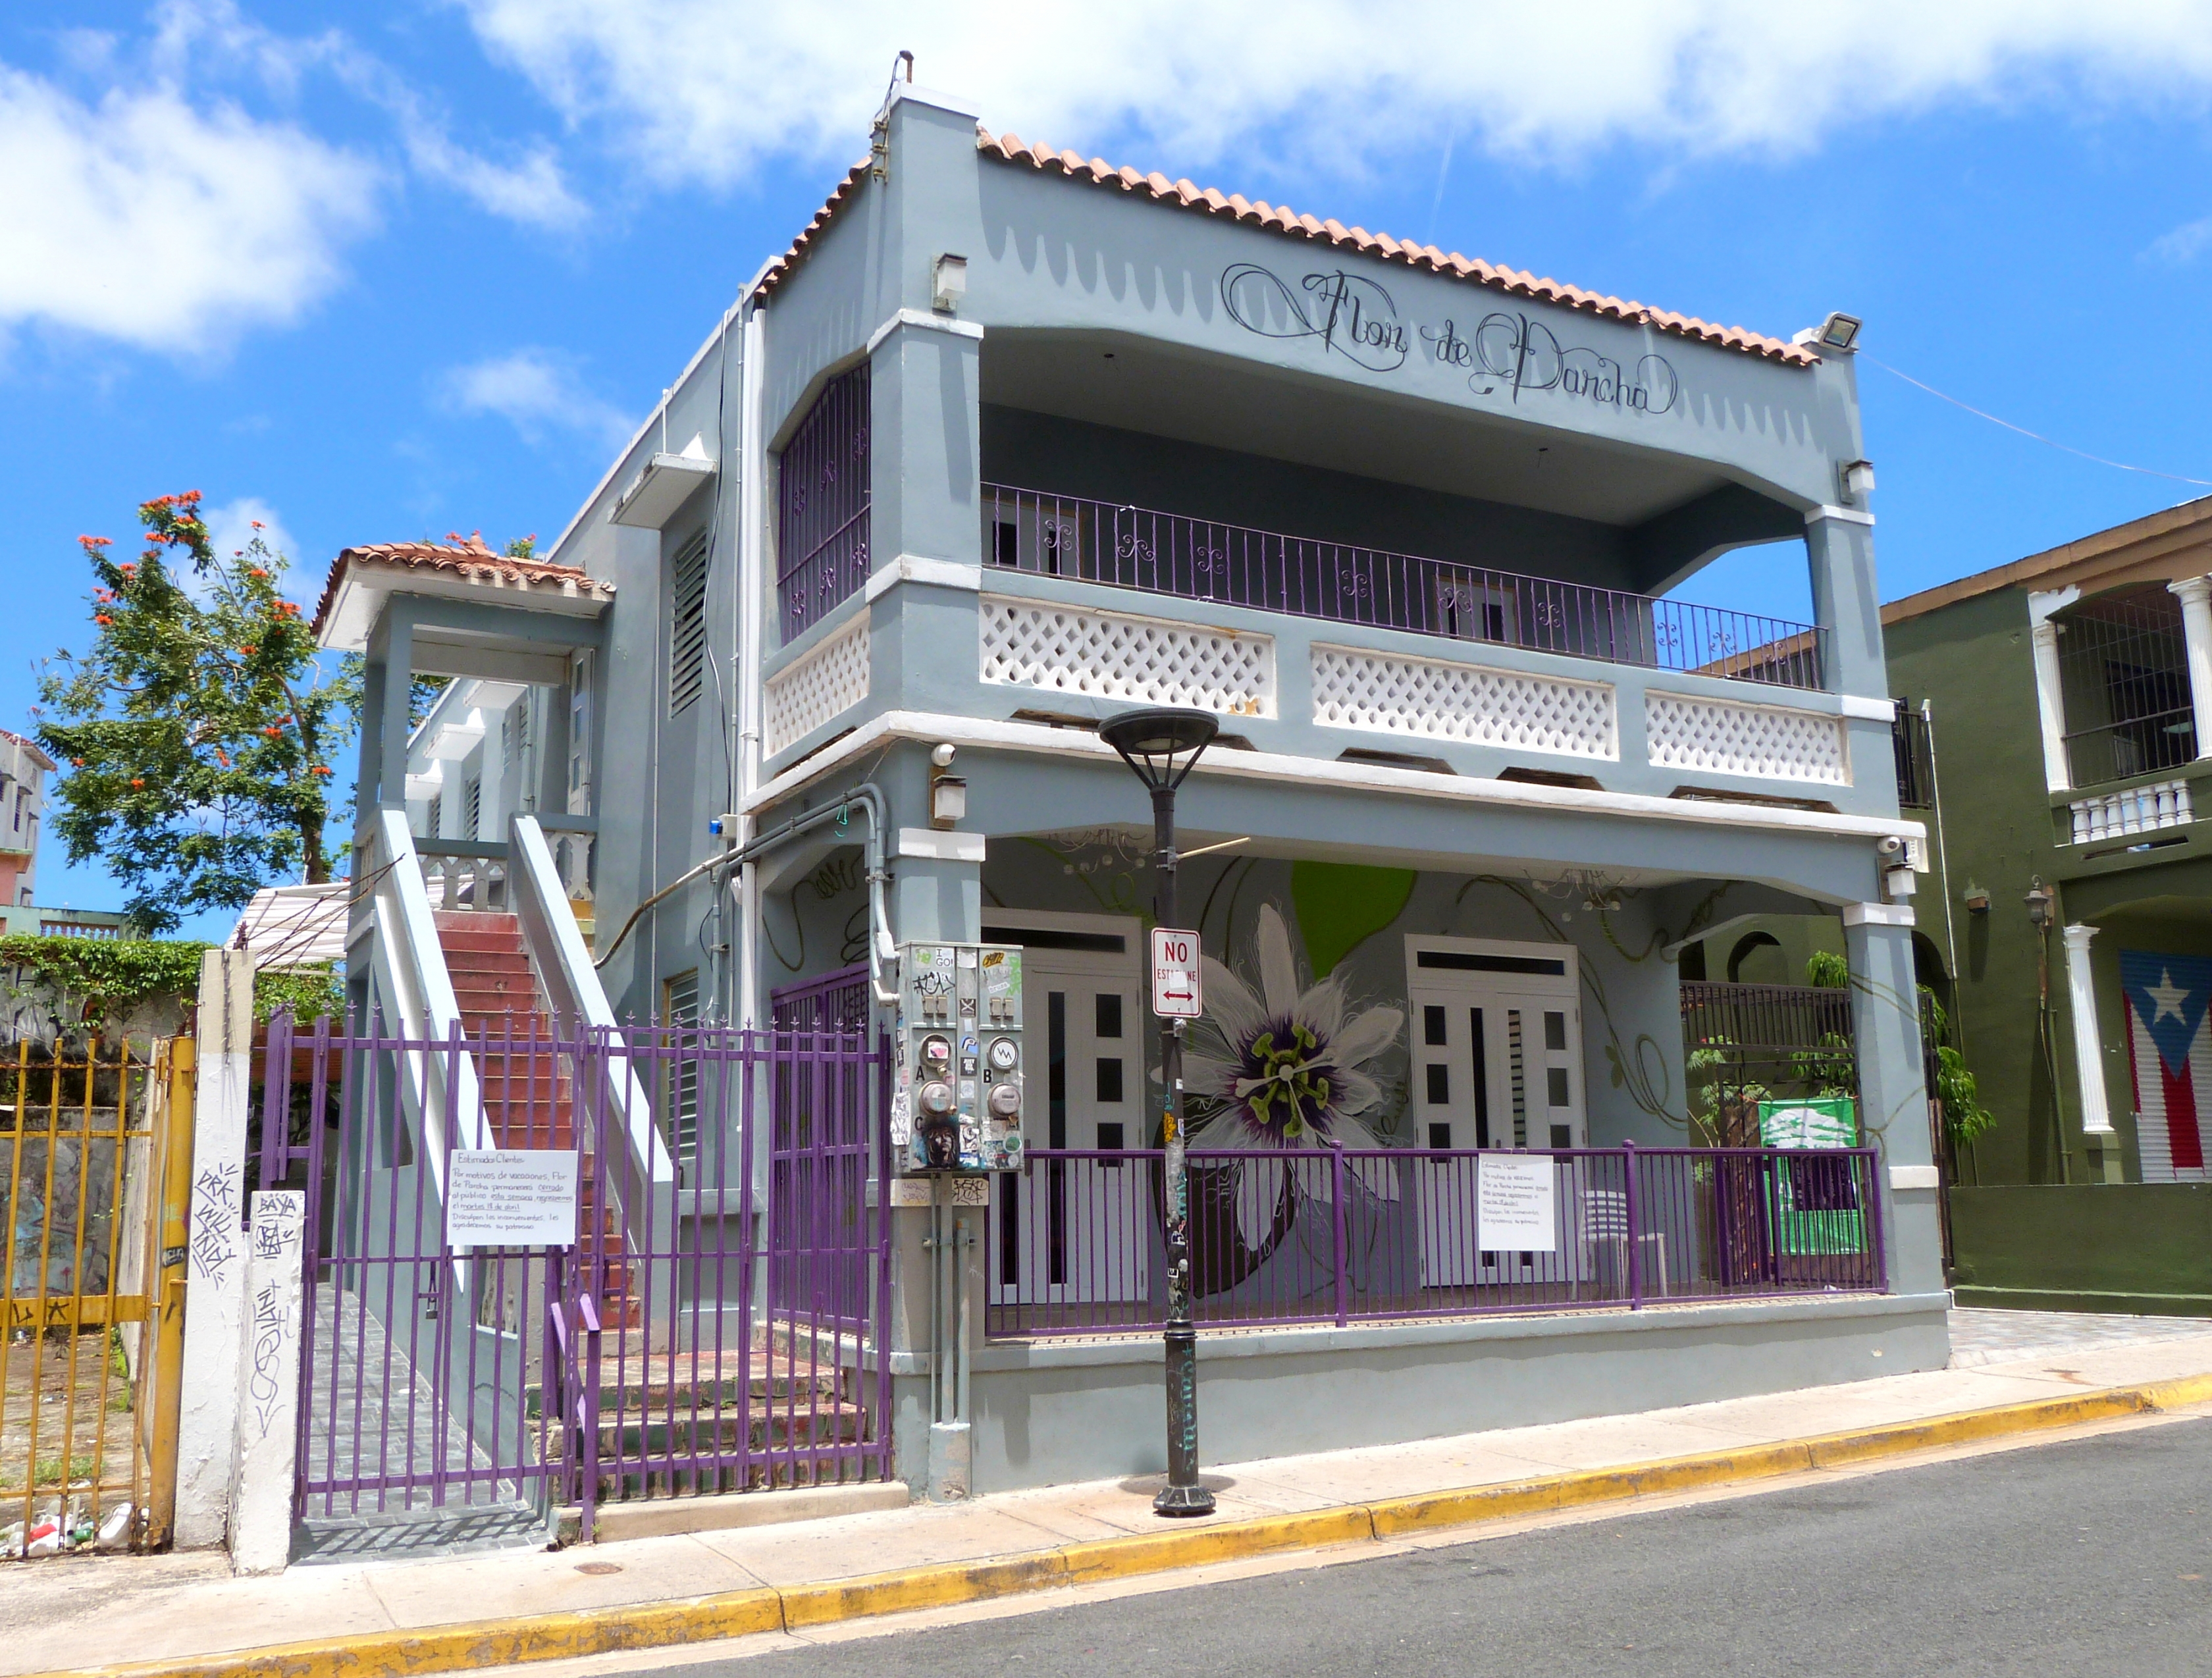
[578, 1291, 602, 1543]
[1329, 1143, 1349, 1328]
[1623, 1141, 1643, 1309]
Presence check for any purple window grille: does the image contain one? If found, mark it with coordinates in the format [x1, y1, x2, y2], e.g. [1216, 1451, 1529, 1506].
[777, 365, 872, 639]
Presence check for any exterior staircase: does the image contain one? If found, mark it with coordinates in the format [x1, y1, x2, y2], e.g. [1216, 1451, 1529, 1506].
[434, 911, 635, 1326]
[531, 1344, 866, 1501]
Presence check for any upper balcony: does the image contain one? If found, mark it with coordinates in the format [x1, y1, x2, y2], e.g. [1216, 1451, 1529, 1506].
[761, 280, 1892, 816]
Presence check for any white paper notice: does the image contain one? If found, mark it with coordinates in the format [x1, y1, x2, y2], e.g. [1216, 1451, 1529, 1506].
[446, 1149, 581, 1249]
[1477, 1154, 1558, 1252]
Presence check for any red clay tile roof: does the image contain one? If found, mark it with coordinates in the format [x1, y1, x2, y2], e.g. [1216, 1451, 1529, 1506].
[756, 126, 1816, 369]
[310, 538, 616, 639]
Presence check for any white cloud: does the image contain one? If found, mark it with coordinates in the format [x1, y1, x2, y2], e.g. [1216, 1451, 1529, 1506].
[459, 0, 2212, 187]
[2149, 213, 2212, 264]
[203, 496, 297, 568]
[438, 348, 635, 449]
[0, 65, 381, 354]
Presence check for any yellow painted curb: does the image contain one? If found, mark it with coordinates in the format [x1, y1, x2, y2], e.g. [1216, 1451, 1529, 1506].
[42, 1370, 2212, 1678]
[779, 1552, 1069, 1629]
[1061, 1506, 1375, 1585]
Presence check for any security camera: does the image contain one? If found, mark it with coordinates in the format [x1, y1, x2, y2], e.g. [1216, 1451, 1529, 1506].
[1877, 836, 1905, 858]
[931, 743, 957, 768]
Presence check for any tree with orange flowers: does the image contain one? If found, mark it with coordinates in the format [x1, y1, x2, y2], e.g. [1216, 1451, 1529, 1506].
[34, 492, 357, 933]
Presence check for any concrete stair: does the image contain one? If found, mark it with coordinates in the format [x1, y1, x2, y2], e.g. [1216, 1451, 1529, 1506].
[434, 910, 636, 1326]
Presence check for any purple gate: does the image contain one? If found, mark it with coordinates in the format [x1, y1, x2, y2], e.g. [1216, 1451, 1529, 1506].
[256, 1009, 892, 1541]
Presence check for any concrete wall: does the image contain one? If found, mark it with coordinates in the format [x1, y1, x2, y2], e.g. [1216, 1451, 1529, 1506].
[1950, 1183, 2212, 1312]
[892, 1291, 1948, 1494]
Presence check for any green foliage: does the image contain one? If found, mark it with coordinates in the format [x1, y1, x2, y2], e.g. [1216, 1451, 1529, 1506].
[1920, 987, 1995, 1145]
[0, 934, 205, 1012]
[0, 935, 344, 1029]
[1804, 949, 1850, 989]
[34, 492, 359, 933]
[254, 962, 344, 1024]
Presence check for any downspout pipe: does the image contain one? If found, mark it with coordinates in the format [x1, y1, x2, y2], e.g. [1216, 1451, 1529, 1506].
[737, 300, 768, 1028]
[594, 781, 899, 1006]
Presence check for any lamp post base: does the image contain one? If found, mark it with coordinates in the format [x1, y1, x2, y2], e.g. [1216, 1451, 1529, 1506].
[1153, 1481, 1217, 1518]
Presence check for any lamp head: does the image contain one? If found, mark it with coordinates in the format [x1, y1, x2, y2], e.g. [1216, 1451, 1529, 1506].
[1098, 707, 1218, 793]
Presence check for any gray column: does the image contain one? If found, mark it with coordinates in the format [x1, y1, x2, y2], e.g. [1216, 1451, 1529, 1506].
[1842, 903, 1945, 1299]
[1804, 507, 1884, 698]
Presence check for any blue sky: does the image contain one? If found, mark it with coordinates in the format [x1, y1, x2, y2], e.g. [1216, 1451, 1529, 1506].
[7, 2, 2212, 934]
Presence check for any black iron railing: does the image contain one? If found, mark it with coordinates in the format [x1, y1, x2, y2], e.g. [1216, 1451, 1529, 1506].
[982, 484, 1827, 691]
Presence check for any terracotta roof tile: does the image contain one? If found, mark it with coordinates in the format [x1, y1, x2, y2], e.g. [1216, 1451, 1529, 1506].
[752, 122, 1814, 368]
[309, 538, 616, 640]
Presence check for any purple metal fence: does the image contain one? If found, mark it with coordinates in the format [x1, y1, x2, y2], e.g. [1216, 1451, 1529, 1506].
[986, 1142, 1884, 1338]
[256, 1010, 892, 1541]
[982, 483, 1827, 691]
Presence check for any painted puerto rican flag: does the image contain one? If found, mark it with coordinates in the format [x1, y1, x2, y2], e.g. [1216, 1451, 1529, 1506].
[2120, 949, 2212, 1182]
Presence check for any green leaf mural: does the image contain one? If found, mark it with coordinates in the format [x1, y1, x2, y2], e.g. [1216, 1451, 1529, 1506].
[1289, 862, 1417, 979]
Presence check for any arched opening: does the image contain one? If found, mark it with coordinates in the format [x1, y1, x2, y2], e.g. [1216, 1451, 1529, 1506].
[1727, 931, 1785, 985]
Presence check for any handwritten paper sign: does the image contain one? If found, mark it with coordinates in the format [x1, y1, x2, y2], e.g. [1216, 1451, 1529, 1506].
[446, 1150, 580, 1249]
[1477, 1154, 1557, 1252]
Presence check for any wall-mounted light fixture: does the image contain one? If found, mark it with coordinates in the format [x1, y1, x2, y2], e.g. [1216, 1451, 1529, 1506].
[933, 253, 968, 313]
[1816, 311, 1862, 352]
[1841, 459, 1876, 500]
[1962, 883, 1991, 914]
[2025, 876, 2054, 929]
[929, 741, 966, 829]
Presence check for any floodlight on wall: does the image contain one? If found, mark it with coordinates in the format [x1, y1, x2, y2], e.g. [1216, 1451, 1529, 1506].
[933, 253, 968, 313]
[1818, 311, 1862, 352]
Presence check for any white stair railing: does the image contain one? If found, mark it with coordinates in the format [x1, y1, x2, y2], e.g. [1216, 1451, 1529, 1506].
[509, 814, 675, 1208]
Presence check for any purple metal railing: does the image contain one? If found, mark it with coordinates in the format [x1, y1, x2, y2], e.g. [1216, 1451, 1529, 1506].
[982, 483, 1828, 691]
[254, 1012, 892, 1539]
[777, 364, 872, 639]
[986, 1141, 1884, 1338]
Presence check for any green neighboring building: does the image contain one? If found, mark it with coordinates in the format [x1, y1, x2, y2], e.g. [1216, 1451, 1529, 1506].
[1883, 498, 2212, 1311]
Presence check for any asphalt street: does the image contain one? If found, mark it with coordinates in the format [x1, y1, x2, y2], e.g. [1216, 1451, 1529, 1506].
[660, 1416, 2212, 1678]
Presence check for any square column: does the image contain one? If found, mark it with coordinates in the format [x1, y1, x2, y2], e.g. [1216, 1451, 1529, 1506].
[1804, 507, 1884, 698]
[1842, 903, 1945, 1299]
[2167, 574, 2212, 762]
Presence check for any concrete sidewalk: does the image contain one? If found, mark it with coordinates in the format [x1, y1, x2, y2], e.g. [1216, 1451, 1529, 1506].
[11, 1309, 2212, 1678]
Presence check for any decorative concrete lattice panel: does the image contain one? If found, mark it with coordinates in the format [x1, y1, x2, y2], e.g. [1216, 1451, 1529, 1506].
[979, 598, 1275, 717]
[1645, 691, 1850, 785]
[1309, 644, 1618, 760]
[764, 618, 870, 756]
[2070, 779, 2193, 844]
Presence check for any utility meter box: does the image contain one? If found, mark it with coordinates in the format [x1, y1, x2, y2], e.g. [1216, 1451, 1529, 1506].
[893, 943, 1026, 1173]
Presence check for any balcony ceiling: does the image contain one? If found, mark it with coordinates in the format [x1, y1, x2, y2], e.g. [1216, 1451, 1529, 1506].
[981, 330, 1737, 529]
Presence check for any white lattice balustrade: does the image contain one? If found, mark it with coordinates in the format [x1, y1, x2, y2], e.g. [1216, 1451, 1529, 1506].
[2070, 779, 2194, 844]
[979, 598, 1275, 716]
[1644, 691, 1850, 785]
[1309, 644, 1618, 760]
[764, 618, 870, 756]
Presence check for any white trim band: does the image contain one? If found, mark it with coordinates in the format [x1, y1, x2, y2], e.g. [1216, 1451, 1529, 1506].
[1806, 504, 1876, 527]
[866, 555, 984, 602]
[1838, 695, 1897, 722]
[1841, 901, 1915, 928]
[867, 307, 986, 357]
[1889, 1165, 1939, 1191]
[897, 827, 986, 862]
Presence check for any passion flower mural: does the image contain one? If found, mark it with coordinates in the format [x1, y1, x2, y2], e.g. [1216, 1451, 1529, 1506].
[1180, 904, 1408, 1299]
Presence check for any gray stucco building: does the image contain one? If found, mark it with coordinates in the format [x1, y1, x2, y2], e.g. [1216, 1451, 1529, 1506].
[318, 82, 1943, 1507]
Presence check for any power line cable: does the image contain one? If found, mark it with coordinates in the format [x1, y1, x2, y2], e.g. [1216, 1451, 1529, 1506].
[1865, 355, 2212, 488]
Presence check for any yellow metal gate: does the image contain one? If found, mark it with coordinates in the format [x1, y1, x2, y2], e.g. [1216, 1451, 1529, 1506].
[2, 1038, 190, 1558]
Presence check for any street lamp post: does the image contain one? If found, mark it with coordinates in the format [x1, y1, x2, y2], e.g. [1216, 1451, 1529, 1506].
[1099, 706, 1219, 1519]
